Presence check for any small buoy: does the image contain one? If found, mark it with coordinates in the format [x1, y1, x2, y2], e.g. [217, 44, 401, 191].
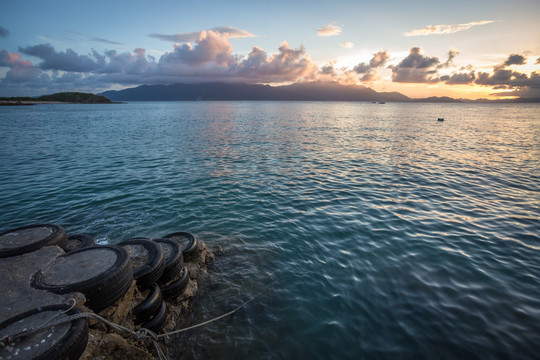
[437, 118, 444, 121]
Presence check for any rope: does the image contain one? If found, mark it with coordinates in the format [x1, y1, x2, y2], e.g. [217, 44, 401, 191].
[0, 295, 255, 360]
[156, 295, 255, 338]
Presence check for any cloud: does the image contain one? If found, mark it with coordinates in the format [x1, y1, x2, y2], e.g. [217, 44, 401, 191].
[320, 63, 336, 75]
[0, 49, 20, 66]
[475, 69, 540, 89]
[159, 30, 234, 67]
[1, 30, 318, 95]
[390, 47, 441, 83]
[341, 42, 354, 49]
[0, 49, 42, 84]
[504, 54, 526, 66]
[235, 41, 317, 83]
[536, 57, 540, 65]
[353, 50, 390, 82]
[440, 71, 475, 84]
[317, 24, 342, 37]
[18, 44, 106, 72]
[89, 36, 122, 45]
[403, 20, 494, 36]
[149, 26, 255, 42]
[441, 49, 459, 68]
[370, 50, 390, 68]
[0, 26, 9, 38]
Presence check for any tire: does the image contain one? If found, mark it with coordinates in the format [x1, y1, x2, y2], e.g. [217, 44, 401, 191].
[160, 266, 189, 300]
[162, 232, 198, 259]
[139, 302, 168, 334]
[0, 304, 88, 360]
[31, 245, 134, 313]
[132, 284, 163, 325]
[118, 239, 165, 291]
[152, 238, 183, 285]
[0, 224, 67, 258]
[65, 234, 95, 253]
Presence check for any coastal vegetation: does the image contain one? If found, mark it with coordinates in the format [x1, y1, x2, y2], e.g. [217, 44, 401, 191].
[0, 92, 113, 104]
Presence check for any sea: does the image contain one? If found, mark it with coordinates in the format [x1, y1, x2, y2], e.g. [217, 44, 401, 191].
[0, 101, 539, 359]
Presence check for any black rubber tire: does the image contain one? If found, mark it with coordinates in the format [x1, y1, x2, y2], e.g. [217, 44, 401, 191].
[118, 239, 165, 291]
[0, 224, 67, 258]
[153, 238, 183, 285]
[132, 284, 163, 325]
[161, 266, 189, 300]
[31, 245, 134, 313]
[0, 304, 88, 360]
[139, 302, 168, 334]
[65, 233, 95, 252]
[162, 232, 198, 259]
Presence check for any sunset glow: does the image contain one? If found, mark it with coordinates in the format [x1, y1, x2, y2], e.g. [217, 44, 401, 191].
[1, 0, 539, 99]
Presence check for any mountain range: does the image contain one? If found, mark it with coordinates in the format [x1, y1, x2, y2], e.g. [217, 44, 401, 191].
[100, 82, 540, 103]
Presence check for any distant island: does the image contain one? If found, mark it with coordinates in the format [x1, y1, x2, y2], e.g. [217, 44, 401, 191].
[0, 92, 113, 105]
[100, 82, 540, 103]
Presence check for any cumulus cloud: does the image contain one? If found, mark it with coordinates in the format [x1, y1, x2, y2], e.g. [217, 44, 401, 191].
[352, 50, 390, 82]
[1, 30, 318, 95]
[504, 54, 526, 66]
[159, 30, 234, 67]
[474, 54, 540, 90]
[236, 42, 317, 83]
[341, 41, 354, 49]
[149, 26, 255, 42]
[387, 47, 540, 97]
[0, 49, 42, 84]
[404, 20, 494, 36]
[0, 26, 9, 38]
[390, 47, 441, 83]
[317, 24, 342, 37]
[19, 44, 105, 72]
[0, 49, 20, 66]
[440, 71, 475, 84]
[437, 52, 540, 94]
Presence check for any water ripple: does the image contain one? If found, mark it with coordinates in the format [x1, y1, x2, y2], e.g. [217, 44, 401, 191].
[1, 102, 539, 359]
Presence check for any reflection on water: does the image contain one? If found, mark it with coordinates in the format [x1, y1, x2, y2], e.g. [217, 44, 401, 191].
[0, 102, 539, 359]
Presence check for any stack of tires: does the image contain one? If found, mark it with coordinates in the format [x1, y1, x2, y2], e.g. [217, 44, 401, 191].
[0, 223, 201, 356]
[118, 235, 194, 333]
[31, 245, 134, 313]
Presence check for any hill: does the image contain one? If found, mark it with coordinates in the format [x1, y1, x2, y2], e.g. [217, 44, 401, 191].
[0, 92, 113, 104]
[100, 82, 411, 102]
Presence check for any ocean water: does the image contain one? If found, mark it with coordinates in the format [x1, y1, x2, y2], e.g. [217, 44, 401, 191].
[0, 101, 539, 359]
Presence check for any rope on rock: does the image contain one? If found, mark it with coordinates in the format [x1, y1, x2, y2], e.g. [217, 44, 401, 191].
[0, 295, 255, 360]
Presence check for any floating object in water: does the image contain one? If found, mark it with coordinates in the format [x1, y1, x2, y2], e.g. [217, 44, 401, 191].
[438, 118, 444, 121]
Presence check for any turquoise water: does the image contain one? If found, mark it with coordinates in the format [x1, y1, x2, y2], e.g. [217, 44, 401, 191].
[1, 102, 539, 359]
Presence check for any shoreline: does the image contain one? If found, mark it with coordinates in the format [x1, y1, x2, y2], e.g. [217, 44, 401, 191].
[0, 101, 64, 106]
[0, 101, 122, 105]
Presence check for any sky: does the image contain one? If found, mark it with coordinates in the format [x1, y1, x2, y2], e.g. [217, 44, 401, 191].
[1, 0, 539, 99]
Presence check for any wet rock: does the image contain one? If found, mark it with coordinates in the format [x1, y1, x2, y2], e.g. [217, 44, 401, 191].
[80, 330, 154, 360]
